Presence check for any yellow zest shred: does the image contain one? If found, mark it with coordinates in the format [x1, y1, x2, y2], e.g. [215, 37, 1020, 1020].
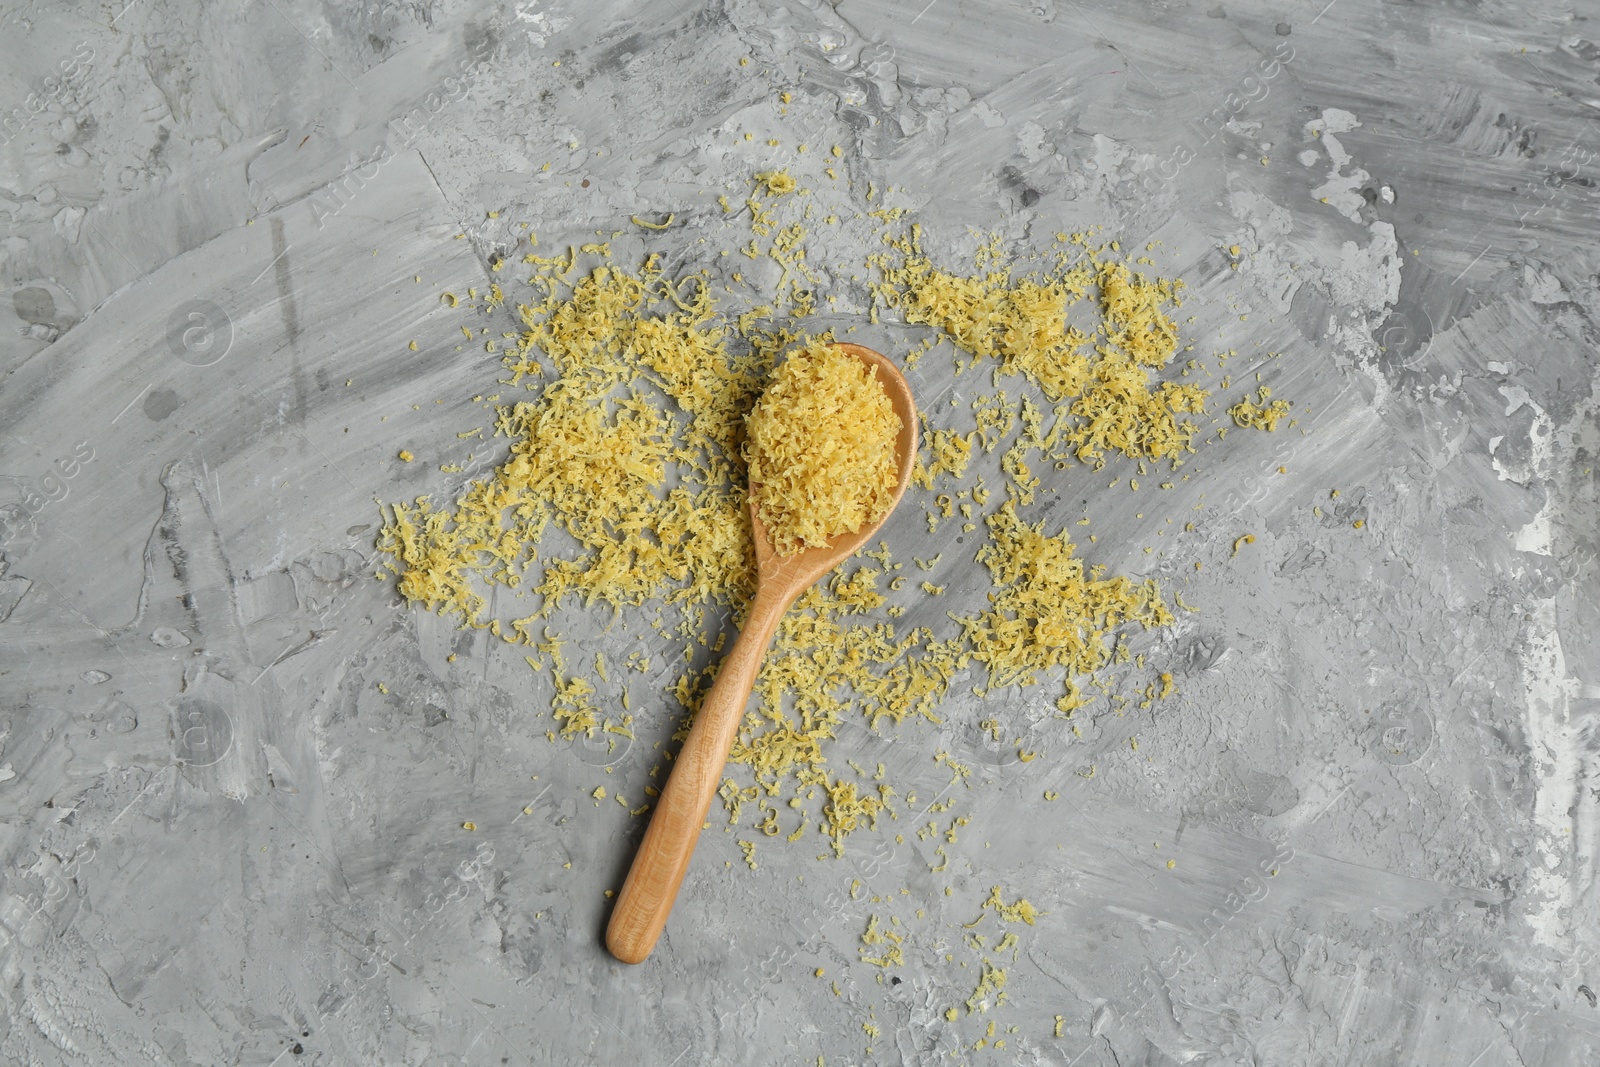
[753, 169, 798, 196]
[859, 913, 904, 967]
[913, 424, 974, 489]
[965, 962, 1008, 1014]
[1228, 386, 1292, 430]
[980, 885, 1040, 925]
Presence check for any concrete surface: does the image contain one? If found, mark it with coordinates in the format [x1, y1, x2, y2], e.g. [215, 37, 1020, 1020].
[0, 0, 1597, 1064]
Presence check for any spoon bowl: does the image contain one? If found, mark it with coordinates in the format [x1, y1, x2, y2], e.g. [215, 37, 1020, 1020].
[605, 341, 917, 964]
[747, 343, 919, 590]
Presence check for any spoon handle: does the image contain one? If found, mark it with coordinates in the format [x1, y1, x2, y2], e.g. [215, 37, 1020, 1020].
[606, 587, 790, 964]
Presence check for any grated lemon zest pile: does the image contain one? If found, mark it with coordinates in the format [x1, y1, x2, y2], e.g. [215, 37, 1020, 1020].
[955, 502, 1172, 690]
[746, 340, 901, 556]
[377, 176, 1230, 853]
[873, 225, 1209, 468]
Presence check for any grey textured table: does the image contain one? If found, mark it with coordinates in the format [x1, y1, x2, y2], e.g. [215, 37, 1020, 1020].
[0, 1, 1596, 1064]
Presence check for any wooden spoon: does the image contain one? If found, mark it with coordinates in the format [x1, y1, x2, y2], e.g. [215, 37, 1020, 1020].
[605, 342, 918, 964]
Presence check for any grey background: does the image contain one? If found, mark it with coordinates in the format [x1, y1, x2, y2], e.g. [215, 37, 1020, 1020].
[1, 0, 1597, 1064]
